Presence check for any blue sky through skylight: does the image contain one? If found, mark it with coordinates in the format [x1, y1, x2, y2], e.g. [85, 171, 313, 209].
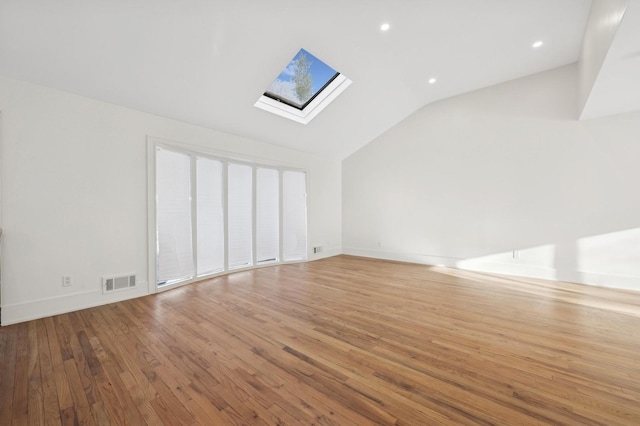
[265, 49, 339, 109]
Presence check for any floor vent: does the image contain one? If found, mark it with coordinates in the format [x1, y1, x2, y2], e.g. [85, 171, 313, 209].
[103, 274, 136, 294]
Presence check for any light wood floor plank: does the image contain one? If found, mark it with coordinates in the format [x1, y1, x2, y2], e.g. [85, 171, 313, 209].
[2, 255, 640, 425]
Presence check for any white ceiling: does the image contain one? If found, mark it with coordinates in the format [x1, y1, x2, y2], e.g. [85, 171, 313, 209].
[0, 0, 605, 159]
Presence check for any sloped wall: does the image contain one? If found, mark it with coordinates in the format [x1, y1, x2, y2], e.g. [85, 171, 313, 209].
[343, 65, 640, 290]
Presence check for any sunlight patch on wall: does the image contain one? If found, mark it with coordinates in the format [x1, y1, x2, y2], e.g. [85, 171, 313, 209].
[456, 245, 557, 280]
[577, 228, 640, 277]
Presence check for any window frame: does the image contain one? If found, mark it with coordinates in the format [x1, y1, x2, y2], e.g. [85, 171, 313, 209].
[255, 73, 351, 125]
[264, 72, 340, 111]
[147, 137, 309, 293]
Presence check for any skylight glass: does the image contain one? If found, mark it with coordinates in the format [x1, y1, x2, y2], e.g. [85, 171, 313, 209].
[255, 48, 352, 125]
[264, 49, 339, 110]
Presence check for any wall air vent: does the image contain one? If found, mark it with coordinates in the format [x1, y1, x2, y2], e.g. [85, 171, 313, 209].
[103, 274, 136, 294]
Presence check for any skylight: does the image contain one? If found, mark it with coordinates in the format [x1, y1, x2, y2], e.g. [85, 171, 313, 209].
[255, 48, 351, 125]
[265, 49, 338, 109]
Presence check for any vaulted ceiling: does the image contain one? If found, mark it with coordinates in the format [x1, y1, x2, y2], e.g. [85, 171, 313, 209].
[1, 0, 637, 159]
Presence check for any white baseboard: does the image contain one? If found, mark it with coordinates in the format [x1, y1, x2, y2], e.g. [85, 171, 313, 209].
[342, 247, 640, 292]
[1, 283, 149, 325]
[0, 249, 342, 325]
[455, 258, 558, 281]
[4, 249, 638, 326]
[0, 249, 343, 326]
[343, 247, 458, 268]
[577, 271, 640, 291]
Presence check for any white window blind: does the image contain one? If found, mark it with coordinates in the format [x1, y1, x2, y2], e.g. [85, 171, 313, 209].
[256, 168, 279, 263]
[228, 163, 253, 269]
[196, 157, 224, 275]
[282, 171, 308, 261]
[156, 148, 194, 283]
[155, 144, 308, 287]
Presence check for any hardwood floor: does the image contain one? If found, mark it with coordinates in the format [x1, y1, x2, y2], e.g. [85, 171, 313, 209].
[1, 255, 640, 425]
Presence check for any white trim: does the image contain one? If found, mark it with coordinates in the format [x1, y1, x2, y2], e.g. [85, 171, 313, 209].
[577, 271, 640, 292]
[342, 247, 459, 268]
[0, 112, 3, 313]
[1, 283, 149, 326]
[148, 136, 306, 171]
[254, 74, 352, 124]
[279, 170, 284, 263]
[342, 247, 640, 291]
[251, 166, 257, 267]
[305, 170, 311, 261]
[190, 155, 198, 277]
[154, 257, 313, 295]
[146, 137, 157, 295]
[456, 258, 558, 281]
[343, 246, 556, 278]
[223, 161, 229, 272]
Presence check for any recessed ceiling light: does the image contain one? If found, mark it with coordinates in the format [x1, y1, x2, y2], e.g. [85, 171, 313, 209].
[428, 78, 437, 85]
[380, 23, 390, 31]
[532, 40, 543, 48]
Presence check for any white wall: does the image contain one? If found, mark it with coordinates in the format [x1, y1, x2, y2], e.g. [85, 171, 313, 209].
[579, 0, 640, 120]
[578, 0, 629, 118]
[343, 64, 640, 291]
[0, 76, 342, 325]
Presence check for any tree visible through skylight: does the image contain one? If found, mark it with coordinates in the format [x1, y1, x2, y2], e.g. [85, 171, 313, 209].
[265, 49, 339, 110]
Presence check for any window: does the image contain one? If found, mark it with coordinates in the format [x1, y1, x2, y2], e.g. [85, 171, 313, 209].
[283, 171, 308, 261]
[256, 168, 280, 263]
[154, 145, 308, 287]
[228, 163, 253, 269]
[156, 149, 194, 284]
[254, 48, 352, 124]
[196, 157, 224, 275]
[264, 49, 339, 110]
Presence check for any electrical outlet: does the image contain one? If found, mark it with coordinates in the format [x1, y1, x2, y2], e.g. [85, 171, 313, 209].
[313, 246, 323, 254]
[512, 250, 520, 259]
[62, 276, 72, 287]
